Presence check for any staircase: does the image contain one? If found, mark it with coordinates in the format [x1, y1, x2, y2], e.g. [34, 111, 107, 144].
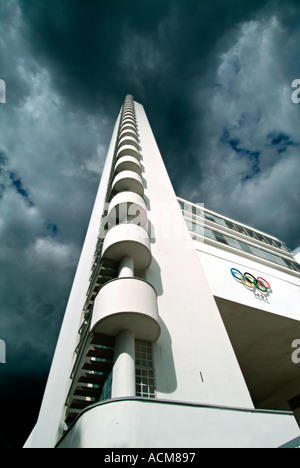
[64, 257, 118, 427]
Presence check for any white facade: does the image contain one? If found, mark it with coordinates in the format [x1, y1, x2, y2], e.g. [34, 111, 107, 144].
[24, 96, 300, 448]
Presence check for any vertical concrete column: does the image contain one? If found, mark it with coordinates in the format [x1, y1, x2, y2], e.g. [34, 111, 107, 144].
[111, 330, 136, 398]
[118, 256, 134, 278]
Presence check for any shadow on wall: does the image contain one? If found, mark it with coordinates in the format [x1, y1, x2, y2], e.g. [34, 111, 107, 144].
[147, 255, 177, 394]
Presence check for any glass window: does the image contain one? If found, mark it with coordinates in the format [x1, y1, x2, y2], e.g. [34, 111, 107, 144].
[261, 250, 275, 262]
[256, 233, 265, 243]
[236, 225, 247, 235]
[293, 262, 300, 273]
[263, 237, 274, 246]
[213, 216, 227, 227]
[204, 212, 215, 223]
[272, 240, 282, 249]
[283, 259, 300, 272]
[178, 200, 184, 210]
[281, 243, 291, 253]
[249, 245, 265, 259]
[100, 371, 113, 401]
[245, 229, 258, 240]
[224, 236, 240, 249]
[135, 341, 155, 399]
[271, 254, 288, 267]
[225, 220, 238, 232]
[212, 231, 228, 245]
[204, 227, 214, 239]
[238, 241, 253, 254]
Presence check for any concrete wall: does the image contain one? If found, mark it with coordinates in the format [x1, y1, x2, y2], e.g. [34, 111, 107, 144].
[57, 398, 300, 449]
[195, 240, 300, 322]
[135, 102, 253, 409]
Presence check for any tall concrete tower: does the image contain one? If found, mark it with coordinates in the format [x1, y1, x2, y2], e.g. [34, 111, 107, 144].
[24, 96, 300, 448]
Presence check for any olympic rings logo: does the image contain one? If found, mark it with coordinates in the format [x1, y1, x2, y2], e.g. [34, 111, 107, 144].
[230, 268, 271, 293]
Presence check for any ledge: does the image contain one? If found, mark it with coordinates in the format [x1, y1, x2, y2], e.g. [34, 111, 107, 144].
[56, 397, 300, 449]
[111, 170, 144, 197]
[102, 223, 151, 269]
[91, 277, 160, 341]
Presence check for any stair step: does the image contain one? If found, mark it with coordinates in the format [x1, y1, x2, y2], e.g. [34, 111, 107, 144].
[91, 334, 115, 347]
[87, 347, 114, 359]
[79, 373, 107, 385]
[70, 399, 95, 410]
[83, 360, 111, 372]
[74, 385, 103, 398]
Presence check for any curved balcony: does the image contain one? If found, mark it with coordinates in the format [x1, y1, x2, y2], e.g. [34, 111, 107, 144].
[119, 129, 139, 143]
[121, 117, 136, 127]
[118, 136, 139, 151]
[107, 191, 148, 228]
[102, 223, 151, 270]
[123, 110, 135, 119]
[114, 155, 142, 176]
[120, 122, 137, 134]
[111, 170, 144, 197]
[116, 144, 140, 160]
[91, 278, 160, 342]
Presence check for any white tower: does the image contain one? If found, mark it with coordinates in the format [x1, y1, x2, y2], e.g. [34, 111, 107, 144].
[24, 96, 300, 448]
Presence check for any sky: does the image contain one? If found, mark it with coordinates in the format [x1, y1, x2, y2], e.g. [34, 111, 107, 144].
[0, 0, 300, 448]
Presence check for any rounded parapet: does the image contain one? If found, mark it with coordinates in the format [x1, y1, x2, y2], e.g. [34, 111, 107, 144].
[119, 129, 139, 142]
[91, 278, 160, 342]
[111, 170, 144, 197]
[114, 155, 142, 176]
[107, 191, 148, 228]
[116, 144, 140, 160]
[121, 115, 136, 125]
[120, 122, 137, 134]
[118, 136, 139, 151]
[102, 223, 151, 269]
[122, 111, 135, 120]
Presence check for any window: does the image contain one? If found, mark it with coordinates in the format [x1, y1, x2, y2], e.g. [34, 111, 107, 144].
[204, 212, 215, 223]
[249, 245, 265, 259]
[245, 229, 259, 240]
[236, 225, 247, 235]
[283, 259, 300, 272]
[261, 250, 275, 263]
[271, 254, 288, 267]
[213, 216, 227, 227]
[100, 370, 112, 401]
[225, 220, 238, 232]
[204, 227, 214, 240]
[255, 233, 265, 243]
[135, 341, 156, 398]
[238, 241, 253, 254]
[212, 231, 228, 245]
[224, 236, 241, 249]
